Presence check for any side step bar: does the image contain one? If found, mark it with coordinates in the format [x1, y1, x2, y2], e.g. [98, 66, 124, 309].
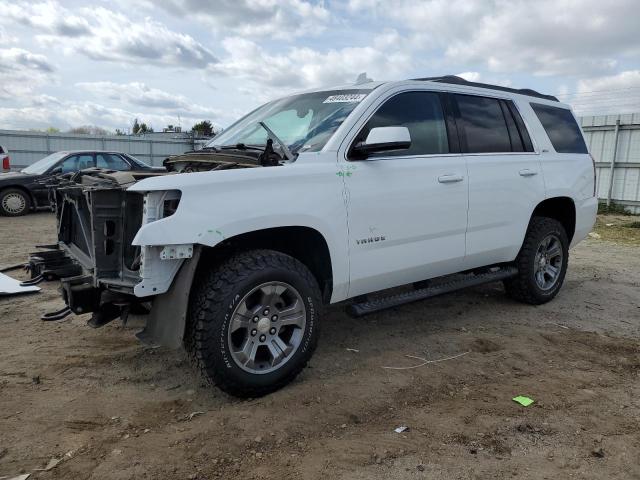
[347, 266, 518, 317]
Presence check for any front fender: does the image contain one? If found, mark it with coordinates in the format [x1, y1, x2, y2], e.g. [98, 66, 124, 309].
[128, 158, 350, 302]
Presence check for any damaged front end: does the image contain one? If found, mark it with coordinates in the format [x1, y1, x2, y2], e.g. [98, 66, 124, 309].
[39, 169, 195, 338]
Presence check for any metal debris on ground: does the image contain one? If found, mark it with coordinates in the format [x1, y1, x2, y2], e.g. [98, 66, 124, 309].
[512, 396, 535, 407]
[0, 272, 40, 296]
[394, 426, 410, 433]
[346, 348, 359, 353]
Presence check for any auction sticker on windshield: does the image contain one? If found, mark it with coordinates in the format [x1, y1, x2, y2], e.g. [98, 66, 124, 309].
[323, 94, 367, 103]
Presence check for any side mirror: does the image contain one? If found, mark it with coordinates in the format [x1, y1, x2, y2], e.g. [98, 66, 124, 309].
[351, 126, 411, 158]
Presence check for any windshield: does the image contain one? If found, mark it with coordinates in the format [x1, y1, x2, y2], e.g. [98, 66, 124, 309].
[21, 152, 68, 174]
[206, 90, 372, 154]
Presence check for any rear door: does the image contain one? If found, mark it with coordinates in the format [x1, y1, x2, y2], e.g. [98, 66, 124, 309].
[341, 89, 469, 297]
[96, 152, 132, 171]
[452, 93, 546, 268]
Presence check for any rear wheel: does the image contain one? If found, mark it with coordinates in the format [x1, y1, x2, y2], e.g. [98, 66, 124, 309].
[0, 188, 30, 216]
[186, 249, 322, 397]
[504, 217, 569, 305]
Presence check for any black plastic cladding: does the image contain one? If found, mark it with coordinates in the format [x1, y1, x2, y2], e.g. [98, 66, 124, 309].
[413, 75, 559, 102]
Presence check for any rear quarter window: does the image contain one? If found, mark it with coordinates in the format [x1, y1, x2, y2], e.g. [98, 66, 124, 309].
[530, 103, 588, 154]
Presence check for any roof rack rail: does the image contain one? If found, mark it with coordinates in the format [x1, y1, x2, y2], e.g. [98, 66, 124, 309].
[412, 75, 559, 102]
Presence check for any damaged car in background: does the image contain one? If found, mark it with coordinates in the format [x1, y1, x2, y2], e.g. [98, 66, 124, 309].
[32, 76, 597, 397]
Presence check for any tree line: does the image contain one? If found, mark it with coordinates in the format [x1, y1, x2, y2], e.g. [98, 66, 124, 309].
[31, 119, 219, 137]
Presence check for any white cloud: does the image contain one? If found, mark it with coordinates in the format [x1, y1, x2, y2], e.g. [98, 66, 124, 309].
[0, 0, 90, 37]
[0, 25, 17, 44]
[577, 71, 640, 93]
[152, 0, 331, 39]
[1, 0, 640, 130]
[0, 47, 56, 100]
[562, 70, 640, 115]
[76, 81, 222, 118]
[0, 96, 221, 132]
[209, 37, 411, 98]
[1, 1, 218, 68]
[348, 0, 640, 77]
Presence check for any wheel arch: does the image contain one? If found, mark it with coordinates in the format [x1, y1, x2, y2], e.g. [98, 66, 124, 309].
[530, 196, 576, 243]
[197, 226, 334, 303]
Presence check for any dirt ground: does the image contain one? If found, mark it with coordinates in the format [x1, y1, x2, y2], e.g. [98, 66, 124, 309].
[1, 213, 639, 480]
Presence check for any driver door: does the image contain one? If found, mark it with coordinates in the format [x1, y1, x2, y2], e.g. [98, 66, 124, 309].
[341, 90, 469, 297]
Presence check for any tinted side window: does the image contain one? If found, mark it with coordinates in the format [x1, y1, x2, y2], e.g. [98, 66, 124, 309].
[59, 154, 94, 173]
[354, 91, 449, 157]
[96, 153, 131, 170]
[454, 94, 512, 153]
[530, 103, 588, 154]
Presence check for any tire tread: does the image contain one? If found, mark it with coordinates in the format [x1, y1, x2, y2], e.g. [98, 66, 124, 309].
[185, 249, 321, 397]
[505, 216, 568, 305]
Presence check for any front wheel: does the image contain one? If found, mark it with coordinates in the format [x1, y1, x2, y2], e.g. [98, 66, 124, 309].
[186, 249, 322, 397]
[504, 217, 569, 305]
[0, 188, 31, 216]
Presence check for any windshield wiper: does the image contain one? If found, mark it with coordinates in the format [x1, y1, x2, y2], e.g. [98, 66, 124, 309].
[219, 143, 265, 151]
[258, 122, 295, 161]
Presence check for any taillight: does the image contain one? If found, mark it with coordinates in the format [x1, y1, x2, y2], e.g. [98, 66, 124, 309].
[2, 156, 9, 171]
[590, 154, 596, 197]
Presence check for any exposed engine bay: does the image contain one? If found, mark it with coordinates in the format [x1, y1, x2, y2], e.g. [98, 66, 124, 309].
[164, 138, 286, 173]
[28, 136, 286, 328]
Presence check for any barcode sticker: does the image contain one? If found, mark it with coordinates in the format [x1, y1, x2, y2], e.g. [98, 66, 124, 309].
[323, 94, 367, 104]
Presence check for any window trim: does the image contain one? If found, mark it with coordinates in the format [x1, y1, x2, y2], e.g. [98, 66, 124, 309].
[505, 100, 534, 152]
[451, 93, 538, 156]
[345, 89, 458, 161]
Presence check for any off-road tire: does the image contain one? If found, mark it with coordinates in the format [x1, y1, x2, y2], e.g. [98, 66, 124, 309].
[0, 188, 30, 216]
[185, 249, 322, 397]
[504, 216, 569, 305]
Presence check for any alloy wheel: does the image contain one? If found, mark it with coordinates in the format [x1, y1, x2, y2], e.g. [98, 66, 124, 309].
[534, 233, 563, 290]
[228, 281, 306, 374]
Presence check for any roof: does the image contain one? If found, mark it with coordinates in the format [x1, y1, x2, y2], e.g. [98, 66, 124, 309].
[412, 75, 558, 102]
[275, 75, 560, 105]
[55, 150, 130, 154]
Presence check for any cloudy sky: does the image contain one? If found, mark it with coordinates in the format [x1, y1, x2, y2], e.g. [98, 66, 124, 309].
[0, 0, 639, 132]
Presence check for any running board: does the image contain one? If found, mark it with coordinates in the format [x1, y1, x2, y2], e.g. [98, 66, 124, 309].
[347, 266, 518, 317]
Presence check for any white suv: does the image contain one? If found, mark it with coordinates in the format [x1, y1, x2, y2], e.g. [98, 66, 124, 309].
[48, 75, 597, 397]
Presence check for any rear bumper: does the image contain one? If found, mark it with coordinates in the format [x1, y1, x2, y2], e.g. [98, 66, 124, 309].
[571, 196, 598, 248]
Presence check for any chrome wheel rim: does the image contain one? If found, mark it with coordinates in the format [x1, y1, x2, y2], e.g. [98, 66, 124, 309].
[2, 192, 26, 214]
[228, 281, 306, 375]
[534, 234, 563, 290]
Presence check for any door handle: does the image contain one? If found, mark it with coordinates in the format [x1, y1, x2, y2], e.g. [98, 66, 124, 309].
[519, 169, 538, 177]
[438, 174, 464, 183]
